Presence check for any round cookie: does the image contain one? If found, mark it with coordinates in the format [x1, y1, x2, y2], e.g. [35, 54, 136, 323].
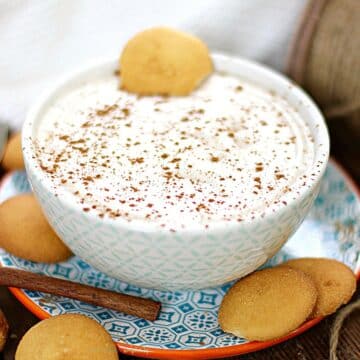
[218, 267, 317, 341]
[0, 194, 72, 263]
[15, 314, 118, 360]
[0, 309, 9, 352]
[283, 258, 357, 317]
[120, 27, 213, 96]
[1, 133, 25, 171]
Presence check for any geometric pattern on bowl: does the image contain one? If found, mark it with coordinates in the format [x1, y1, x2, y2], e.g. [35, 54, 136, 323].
[25, 156, 320, 290]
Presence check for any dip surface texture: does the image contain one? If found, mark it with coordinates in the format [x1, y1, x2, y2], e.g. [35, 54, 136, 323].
[35, 73, 316, 230]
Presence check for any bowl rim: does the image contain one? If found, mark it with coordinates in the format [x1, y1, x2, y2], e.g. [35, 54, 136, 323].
[22, 53, 330, 234]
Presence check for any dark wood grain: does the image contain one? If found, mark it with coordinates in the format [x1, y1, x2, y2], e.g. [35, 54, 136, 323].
[0, 309, 8, 353]
[0, 268, 160, 321]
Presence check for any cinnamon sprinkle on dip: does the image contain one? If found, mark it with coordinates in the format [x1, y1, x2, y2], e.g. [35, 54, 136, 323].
[34, 73, 317, 230]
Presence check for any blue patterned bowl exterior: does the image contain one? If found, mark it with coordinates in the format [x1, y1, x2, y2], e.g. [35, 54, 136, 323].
[21, 54, 329, 290]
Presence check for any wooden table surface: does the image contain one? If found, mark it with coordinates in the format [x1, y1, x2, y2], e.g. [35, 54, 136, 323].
[1, 119, 359, 359]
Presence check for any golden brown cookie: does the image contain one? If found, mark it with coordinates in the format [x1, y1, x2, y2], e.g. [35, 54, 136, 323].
[1, 133, 25, 171]
[283, 258, 357, 317]
[120, 27, 213, 96]
[0, 309, 9, 352]
[15, 314, 118, 360]
[218, 267, 317, 341]
[0, 194, 72, 263]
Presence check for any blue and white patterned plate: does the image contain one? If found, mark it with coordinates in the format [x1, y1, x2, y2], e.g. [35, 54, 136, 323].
[0, 159, 359, 359]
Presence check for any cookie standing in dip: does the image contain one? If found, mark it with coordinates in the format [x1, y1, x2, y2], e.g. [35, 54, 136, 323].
[34, 72, 316, 231]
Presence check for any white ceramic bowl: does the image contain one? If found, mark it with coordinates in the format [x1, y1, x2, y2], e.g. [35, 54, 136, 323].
[22, 54, 329, 290]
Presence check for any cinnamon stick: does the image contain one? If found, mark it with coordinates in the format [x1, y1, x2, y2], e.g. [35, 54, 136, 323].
[0, 268, 160, 321]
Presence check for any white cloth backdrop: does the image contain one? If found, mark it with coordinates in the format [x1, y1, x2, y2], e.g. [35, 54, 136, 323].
[0, 0, 306, 130]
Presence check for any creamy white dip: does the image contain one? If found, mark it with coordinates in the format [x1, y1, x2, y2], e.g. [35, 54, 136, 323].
[35, 73, 316, 230]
